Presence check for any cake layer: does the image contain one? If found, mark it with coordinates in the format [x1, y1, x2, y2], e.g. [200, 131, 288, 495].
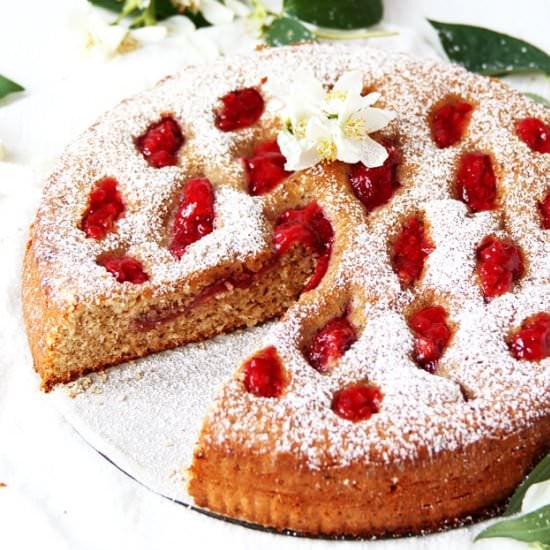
[23, 242, 314, 390]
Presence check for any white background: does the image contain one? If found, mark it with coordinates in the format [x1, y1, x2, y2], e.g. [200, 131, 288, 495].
[0, 1, 548, 549]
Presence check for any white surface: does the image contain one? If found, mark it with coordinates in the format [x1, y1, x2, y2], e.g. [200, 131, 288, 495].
[0, 1, 548, 549]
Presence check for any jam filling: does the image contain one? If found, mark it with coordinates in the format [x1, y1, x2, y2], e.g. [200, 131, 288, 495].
[273, 201, 334, 291]
[540, 190, 550, 229]
[136, 115, 184, 168]
[391, 216, 434, 289]
[215, 87, 265, 132]
[169, 177, 215, 259]
[98, 255, 149, 284]
[456, 152, 497, 212]
[408, 306, 451, 373]
[516, 117, 550, 154]
[331, 384, 383, 422]
[133, 258, 280, 332]
[244, 140, 293, 196]
[509, 313, 550, 361]
[306, 316, 357, 373]
[348, 140, 401, 213]
[243, 346, 284, 398]
[430, 98, 473, 148]
[81, 177, 125, 240]
[476, 236, 523, 300]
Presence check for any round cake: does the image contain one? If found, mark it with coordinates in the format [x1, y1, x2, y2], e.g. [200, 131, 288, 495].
[22, 43, 549, 537]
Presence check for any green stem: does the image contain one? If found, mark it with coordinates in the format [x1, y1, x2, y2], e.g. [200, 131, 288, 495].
[113, 0, 140, 24]
[314, 28, 398, 40]
[143, 0, 157, 26]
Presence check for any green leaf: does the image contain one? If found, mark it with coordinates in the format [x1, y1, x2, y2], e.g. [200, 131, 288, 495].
[283, 0, 383, 30]
[529, 542, 550, 550]
[524, 93, 550, 107]
[475, 505, 550, 544]
[89, 0, 209, 27]
[506, 454, 550, 516]
[154, 0, 181, 21]
[0, 74, 24, 101]
[88, 0, 124, 13]
[428, 20, 550, 76]
[181, 9, 211, 29]
[264, 15, 314, 46]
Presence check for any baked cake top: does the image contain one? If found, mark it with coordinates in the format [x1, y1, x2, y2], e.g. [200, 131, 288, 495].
[30, 43, 549, 467]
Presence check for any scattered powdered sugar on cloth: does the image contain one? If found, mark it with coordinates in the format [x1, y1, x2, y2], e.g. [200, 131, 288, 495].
[50, 323, 274, 502]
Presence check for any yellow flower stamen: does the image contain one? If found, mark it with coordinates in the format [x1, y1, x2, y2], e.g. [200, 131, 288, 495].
[343, 116, 366, 139]
[317, 138, 337, 162]
[294, 119, 308, 139]
[326, 89, 347, 102]
[117, 33, 139, 54]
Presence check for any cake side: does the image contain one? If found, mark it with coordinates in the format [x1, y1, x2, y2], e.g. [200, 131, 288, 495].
[189, 416, 550, 536]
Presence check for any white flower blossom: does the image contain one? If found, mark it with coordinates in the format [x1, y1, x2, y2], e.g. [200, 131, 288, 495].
[224, 0, 251, 17]
[130, 24, 168, 44]
[171, 0, 250, 25]
[262, 0, 283, 13]
[521, 479, 550, 514]
[72, 5, 220, 60]
[75, 9, 138, 58]
[277, 71, 396, 171]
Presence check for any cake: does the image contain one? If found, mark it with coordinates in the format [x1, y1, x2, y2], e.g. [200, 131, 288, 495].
[22, 43, 549, 537]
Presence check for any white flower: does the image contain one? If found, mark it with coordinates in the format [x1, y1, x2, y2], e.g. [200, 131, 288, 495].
[224, 0, 251, 17]
[277, 71, 396, 171]
[521, 479, 550, 514]
[262, 0, 283, 13]
[172, 0, 249, 25]
[159, 15, 219, 59]
[130, 24, 168, 44]
[75, 9, 138, 58]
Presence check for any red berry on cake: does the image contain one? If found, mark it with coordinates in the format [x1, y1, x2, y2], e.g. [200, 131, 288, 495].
[456, 152, 497, 212]
[215, 87, 265, 131]
[509, 313, 550, 361]
[81, 177, 125, 240]
[391, 216, 434, 289]
[98, 255, 149, 284]
[516, 117, 550, 153]
[331, 384, 383, 421]
[306, 316, 357, 373]
[136, 115, 184, 168]
[408, 306, 451, 373]
[430, 98, 473, 148]
[348, 139, 401, 213]
[476, 236, 523, 300]
[244, 140, 292, 196]
[243, 346, 285, 398]
[169, 178, 215, 259]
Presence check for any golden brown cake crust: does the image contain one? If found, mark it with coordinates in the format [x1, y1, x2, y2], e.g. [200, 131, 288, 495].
[189, 418, 549, 537]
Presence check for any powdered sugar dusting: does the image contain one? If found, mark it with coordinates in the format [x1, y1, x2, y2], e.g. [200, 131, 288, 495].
[190, 45, 549, 468]
[34, 44, 549, 469]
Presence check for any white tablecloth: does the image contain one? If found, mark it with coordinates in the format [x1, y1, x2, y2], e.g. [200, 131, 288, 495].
[0, 1, 548, 548]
